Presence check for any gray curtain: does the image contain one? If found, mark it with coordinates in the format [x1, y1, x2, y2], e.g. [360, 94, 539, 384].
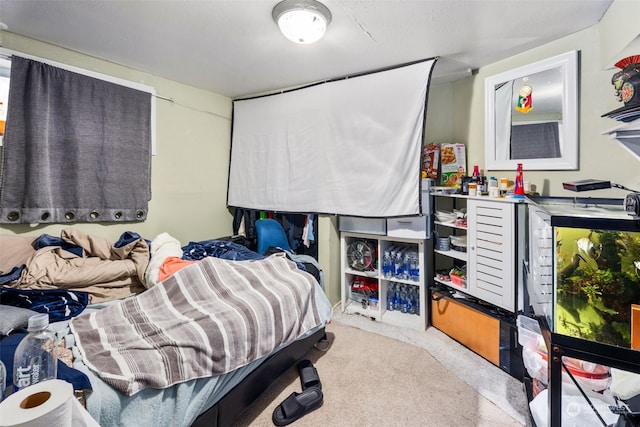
[0, 56, 151, 224]
[510, 122, 561, 159]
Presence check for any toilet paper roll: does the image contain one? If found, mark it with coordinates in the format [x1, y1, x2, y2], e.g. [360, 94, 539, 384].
[70, 394, 100, 427]
[0, 380, 74, 427]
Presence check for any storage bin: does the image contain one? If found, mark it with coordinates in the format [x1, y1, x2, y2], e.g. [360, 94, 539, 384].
[516, 315, 545, 351]
[339, 216, 387, 235]
[386, 216, 428, 239]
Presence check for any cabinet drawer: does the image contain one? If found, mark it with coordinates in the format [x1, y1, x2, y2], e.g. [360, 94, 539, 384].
[339, 216, 386, 235]
[387, 216, 429, 239]
[431, 292, 500, 366]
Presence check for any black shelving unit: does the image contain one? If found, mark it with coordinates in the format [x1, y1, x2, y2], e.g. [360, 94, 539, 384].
[539, 316, 640, 427]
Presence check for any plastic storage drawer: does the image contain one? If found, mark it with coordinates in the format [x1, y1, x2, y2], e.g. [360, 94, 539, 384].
[386, 216, 428, 239]
[339, 216, 386, 235]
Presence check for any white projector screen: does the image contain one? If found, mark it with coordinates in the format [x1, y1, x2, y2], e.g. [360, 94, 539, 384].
[227, 59, 435, 218]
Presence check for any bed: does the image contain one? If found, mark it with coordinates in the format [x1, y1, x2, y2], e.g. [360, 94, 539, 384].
[0, 229, 333, 427]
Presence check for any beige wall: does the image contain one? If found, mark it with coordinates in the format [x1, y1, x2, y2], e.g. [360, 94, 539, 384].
[440, 0, 640, 197]
[0, 33, 235, 244]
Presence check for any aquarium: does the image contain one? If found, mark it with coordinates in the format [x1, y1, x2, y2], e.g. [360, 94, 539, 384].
[528, 196, 640, 351]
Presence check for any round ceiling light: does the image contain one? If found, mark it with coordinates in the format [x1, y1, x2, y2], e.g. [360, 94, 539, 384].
[272, 0, 332, 44]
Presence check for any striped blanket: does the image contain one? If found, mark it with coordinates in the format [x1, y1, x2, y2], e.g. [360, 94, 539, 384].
[69, 253, 324, 396]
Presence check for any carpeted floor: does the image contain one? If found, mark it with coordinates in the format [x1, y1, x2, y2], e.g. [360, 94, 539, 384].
[232, 311, 531, 426]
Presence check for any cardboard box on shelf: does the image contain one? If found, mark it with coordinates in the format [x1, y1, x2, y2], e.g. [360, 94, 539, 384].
[440, 143, 466, 187]
[422, 143, 440, 180]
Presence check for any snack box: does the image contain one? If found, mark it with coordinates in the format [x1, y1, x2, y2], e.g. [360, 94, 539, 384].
[440, 143, 466, 187]
[422, 143, 440, 180]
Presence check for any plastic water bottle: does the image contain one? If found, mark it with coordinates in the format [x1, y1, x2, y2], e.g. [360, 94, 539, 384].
[392, 282, 400, 311]
[386, 283, 395, 311]
[389, 249, 396, 278]
[13, 314, 58, 390]
[406, 286, 414, 314]
[409, 251, 419, 281]
[382, 250, 392, 279]
[402, 252, 410, 280]
[399, 285, 408, 313]
[395, 251, 403, 279]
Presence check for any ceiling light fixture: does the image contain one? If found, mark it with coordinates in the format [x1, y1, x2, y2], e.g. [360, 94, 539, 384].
[272, 0, 332, 45]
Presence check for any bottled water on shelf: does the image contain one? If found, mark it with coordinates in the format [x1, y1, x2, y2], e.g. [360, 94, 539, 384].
[402, 252, 410, 280]
[13, 313, 58, 391]
[389, 249, 396, 278]
[406, 286, 415, 314]
[399, 285, 408, 313]
[382, 250, 392, 279]
[407, 286, 416, 314]
[386, 282, 395, 311]
[394, 251, 404, 279]
[408, 250, 419, 281]
[385, 282, 421, 316]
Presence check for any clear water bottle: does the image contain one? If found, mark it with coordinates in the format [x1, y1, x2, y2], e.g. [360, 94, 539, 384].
[394, 250, 403, 279]
[382, 250, 392, 279]
[389, 249, 396, 278]
[399, 285, 408, 313]
[402, 251, 410, 280]
[392, 282, 400, 311]
[13, 314, 58, 390]
[406, 286, 414, 314]
[409, 250, 419, 281]
[386, 283, 395, 311]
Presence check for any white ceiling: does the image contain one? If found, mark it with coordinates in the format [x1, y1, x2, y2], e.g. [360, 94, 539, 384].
[0, 0, 614, 98]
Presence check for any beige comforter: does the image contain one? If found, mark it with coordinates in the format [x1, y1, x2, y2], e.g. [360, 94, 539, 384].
[7, 228, 149, 303]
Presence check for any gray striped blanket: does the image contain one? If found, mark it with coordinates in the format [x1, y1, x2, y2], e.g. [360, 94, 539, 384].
[69, 253, 324, 396]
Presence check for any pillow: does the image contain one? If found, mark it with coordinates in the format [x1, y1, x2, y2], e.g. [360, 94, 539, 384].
[0, 305, 37, 335]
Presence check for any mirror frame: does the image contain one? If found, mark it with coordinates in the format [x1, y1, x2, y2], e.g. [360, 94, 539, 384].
[485, 50, 578, 170]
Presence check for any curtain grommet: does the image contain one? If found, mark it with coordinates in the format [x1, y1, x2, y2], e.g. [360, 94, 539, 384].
[114, 211, 123, 220]
[136, 210, 145, 219]
[40, 212, 50, 221]
[65, 211, 76, 221]
[7, 211, 20, 221]
[89, 211, 100, 220]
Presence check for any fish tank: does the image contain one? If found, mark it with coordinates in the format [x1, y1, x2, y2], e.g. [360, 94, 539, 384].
[528, 196, 640, 351]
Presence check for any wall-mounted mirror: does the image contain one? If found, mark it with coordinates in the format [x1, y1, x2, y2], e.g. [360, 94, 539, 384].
[485, 50, 578, 170]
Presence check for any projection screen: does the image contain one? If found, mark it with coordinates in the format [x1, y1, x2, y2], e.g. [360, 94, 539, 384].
[227, 58, 435, 218]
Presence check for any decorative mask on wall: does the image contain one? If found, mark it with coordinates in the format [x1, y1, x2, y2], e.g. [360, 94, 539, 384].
[602, 55, 640, 122]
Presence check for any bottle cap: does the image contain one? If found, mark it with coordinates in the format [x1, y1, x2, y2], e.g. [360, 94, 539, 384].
[27, 313, 49, 331]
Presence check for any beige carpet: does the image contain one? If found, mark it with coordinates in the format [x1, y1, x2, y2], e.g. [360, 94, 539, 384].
[232, 312, 530, 427]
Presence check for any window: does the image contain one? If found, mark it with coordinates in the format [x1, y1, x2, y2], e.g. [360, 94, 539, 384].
[0, 50, 156, 224]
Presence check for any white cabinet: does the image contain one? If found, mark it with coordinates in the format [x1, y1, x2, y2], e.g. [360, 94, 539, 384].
[433, 194, 526, 313]
[467, 199, 516, 311]
[340, 231, 429, 330]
